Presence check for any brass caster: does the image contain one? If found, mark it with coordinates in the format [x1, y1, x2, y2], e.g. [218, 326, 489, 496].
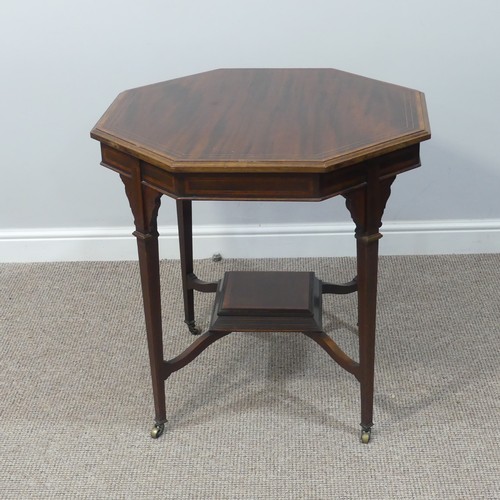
[150, 423, 165, 439]
[360, 429, 371, 444]
[186, 321, 201, 336]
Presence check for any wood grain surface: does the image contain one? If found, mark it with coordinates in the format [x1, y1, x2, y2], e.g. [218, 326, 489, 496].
[91, 68, 430, 173]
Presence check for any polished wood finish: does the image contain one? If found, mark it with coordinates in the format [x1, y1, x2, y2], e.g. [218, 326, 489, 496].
[99, 141, 421, 201]
[176, 199, 200, 334]
[118, 172, 167, 426]
[218, 272, 315, 317]
[210, 272, 322, 333]
[92, 69, 429, 173]
[91, 68, 430, 440]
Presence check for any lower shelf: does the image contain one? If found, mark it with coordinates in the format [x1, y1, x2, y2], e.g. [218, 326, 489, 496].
[209, 271, 323, 332]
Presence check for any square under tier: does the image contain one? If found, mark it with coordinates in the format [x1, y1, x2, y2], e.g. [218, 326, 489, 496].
[209, 271, 323, 332]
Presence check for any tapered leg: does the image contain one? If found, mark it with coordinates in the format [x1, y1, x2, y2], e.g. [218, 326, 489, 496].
[344, 171, 395, 443]
[356, 236, 379, 437]
[176, 199, 201, 335]
[120, 173, 167, 436]
[136, 230, 167, 435]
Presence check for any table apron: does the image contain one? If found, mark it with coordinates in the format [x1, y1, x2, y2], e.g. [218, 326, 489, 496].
[100, 143, 420, 201]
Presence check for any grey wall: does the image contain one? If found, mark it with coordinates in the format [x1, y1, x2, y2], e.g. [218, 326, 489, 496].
[1, 0, 499, 232]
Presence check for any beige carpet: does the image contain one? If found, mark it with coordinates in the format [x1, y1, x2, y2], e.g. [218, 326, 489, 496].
[1, 255, 499, 499]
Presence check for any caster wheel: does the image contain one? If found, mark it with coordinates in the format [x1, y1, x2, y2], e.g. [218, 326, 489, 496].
[186, 321, 202, 336]
[360, 430, 371, 444]
[150, 423, 165, 439]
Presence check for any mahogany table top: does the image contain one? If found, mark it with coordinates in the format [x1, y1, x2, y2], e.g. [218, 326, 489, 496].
[91, 68, 430, 174]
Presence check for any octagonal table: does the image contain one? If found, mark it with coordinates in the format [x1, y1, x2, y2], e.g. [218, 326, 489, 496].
[91, 68, 430, 443]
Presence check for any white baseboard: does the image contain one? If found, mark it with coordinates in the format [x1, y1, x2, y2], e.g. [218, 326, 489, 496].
[0, 220, 499, 263]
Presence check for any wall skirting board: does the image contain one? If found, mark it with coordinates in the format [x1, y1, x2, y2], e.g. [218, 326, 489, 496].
[0, 220, 499, 263]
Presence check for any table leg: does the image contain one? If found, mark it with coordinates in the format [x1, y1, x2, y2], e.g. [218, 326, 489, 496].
[356, 234, 380, 443]
[344, 172, 395, 443]
[176, 199, 201, 335]
[120, 174, 167, 438]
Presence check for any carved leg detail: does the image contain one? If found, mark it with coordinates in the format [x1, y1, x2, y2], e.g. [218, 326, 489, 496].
[344, 171, 395, 441]
[121, 173, 167, 430]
